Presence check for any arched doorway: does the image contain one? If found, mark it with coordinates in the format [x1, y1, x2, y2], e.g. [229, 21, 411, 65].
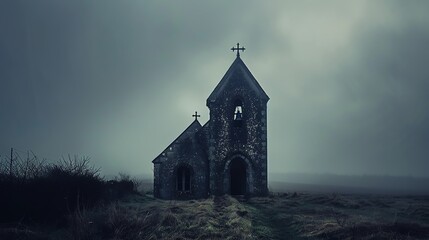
[229, 158, 246, 195]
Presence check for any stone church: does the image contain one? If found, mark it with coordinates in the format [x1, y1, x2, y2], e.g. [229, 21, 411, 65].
[152, 44, 269, 199]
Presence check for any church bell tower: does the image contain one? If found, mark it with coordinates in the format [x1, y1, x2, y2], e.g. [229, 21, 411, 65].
[206, 43, 269, 196]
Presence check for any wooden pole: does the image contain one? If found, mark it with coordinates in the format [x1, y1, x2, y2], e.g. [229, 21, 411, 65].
[10, 147, 13, 178]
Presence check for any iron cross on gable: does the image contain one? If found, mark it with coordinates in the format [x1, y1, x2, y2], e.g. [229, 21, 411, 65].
[192, 111, 201, 121]
[231, 43, 245, 57]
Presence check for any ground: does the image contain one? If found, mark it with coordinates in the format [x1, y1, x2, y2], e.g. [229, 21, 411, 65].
[247, 193, 429, 239]
[66, 192, 429, 239]
[2, 191, 429, 239]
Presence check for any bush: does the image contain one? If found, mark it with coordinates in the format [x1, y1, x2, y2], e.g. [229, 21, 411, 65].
[0, 155, 104, 224]
[105, 173, 136, 200]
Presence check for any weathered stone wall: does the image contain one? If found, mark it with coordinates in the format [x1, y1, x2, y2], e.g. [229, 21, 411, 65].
[155, 134, 209, 200]
[207, 69, 268, 196]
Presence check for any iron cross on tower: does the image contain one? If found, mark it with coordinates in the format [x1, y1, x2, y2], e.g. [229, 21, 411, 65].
[192, 111, 201, 121]
[231, 43, 245, 57]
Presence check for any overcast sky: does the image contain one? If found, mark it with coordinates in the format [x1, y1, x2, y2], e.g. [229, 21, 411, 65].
[1, 1, 428, 178]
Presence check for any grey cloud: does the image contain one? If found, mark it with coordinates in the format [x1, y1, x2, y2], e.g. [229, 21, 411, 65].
[1, 1, 428, 178]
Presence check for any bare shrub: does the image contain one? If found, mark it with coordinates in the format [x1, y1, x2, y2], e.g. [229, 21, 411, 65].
[54, 155, 100, 178]
[105, 173, 136, 200]
[131, 177, 146, 194]
[0, 151, 47, 180]
[0, 153, 104, 223]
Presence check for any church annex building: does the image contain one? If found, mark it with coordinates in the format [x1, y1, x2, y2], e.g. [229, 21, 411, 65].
[152, 44, 269, 199]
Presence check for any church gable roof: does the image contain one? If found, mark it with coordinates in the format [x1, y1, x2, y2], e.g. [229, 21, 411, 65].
[207, 57, 269, 104]
[152, 120, 202, 163]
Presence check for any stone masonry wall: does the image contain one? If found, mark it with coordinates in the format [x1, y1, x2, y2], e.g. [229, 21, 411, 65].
[155, 134, 209, 200]
[207, 70, 268, 196]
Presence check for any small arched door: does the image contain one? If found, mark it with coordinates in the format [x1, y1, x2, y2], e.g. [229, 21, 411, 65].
[229, 158, 246, 195]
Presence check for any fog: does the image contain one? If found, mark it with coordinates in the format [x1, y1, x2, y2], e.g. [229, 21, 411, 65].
[1, 1, 429, 186]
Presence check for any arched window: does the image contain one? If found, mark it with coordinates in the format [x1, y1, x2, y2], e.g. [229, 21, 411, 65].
[177, 166, 191, 192]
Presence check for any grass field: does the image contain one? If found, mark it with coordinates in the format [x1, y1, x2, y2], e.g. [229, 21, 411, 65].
[2, 190, 429, 239]
[247, 193, 429, 239]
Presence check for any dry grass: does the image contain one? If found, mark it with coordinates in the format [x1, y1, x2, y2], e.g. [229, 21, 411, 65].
[246, 193, 429, 239]
[63, 194, 253, 240]
[2, 192, 428, 239]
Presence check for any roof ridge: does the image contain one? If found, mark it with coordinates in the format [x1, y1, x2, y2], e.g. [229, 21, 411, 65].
[207, 57, 269, 104]
[152, 120, 202, 163]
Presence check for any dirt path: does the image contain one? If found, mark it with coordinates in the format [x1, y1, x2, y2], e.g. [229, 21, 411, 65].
[213, 196, 232, 229]
[242, 199, 303, 240]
